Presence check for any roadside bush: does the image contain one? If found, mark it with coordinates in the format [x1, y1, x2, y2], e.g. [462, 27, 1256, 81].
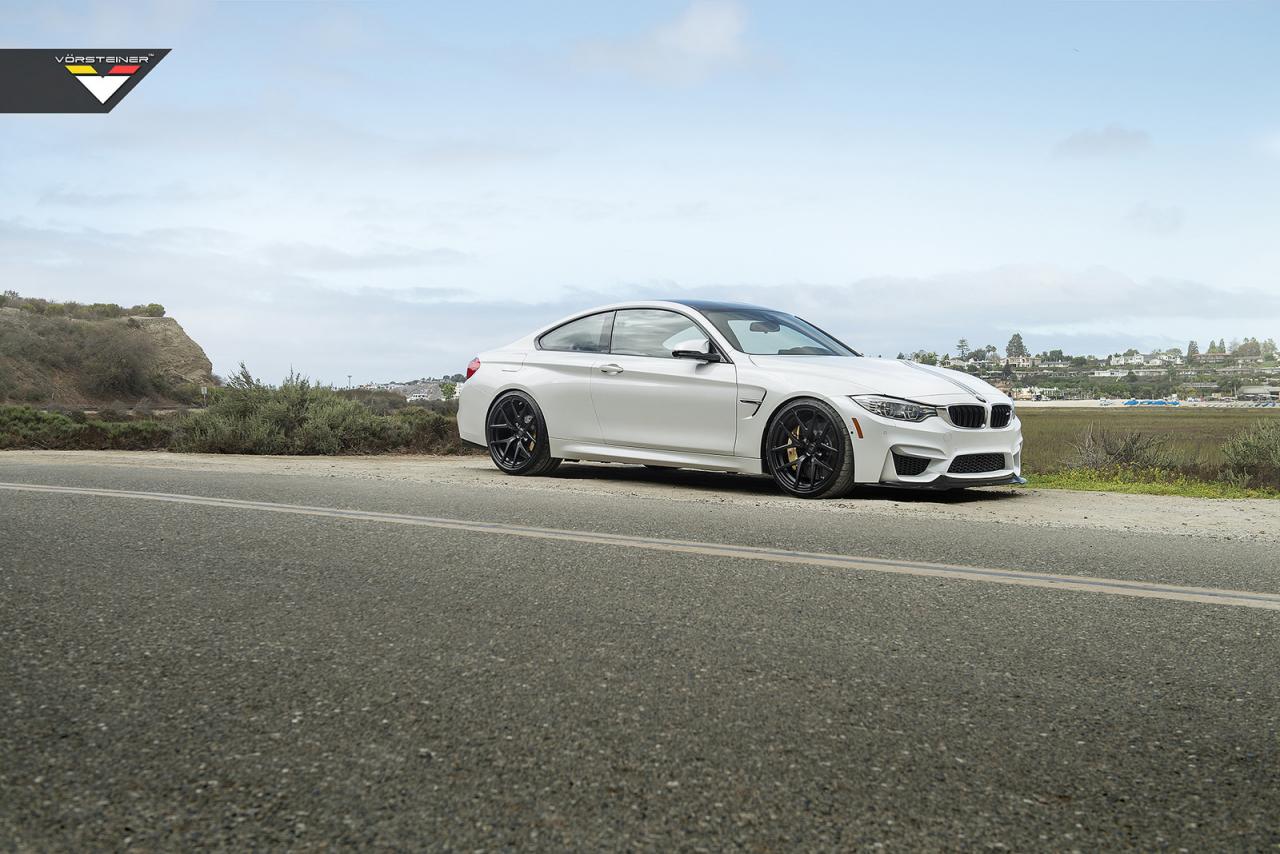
[409, 398, 460, 417]
[169, 366, 479, 456]
[1069, 425, 1175, 470]
[1221, 420, 1280, 489]
[393, 406, 471, 454]
[1, 365, 479, 457]
[0, 405, 172, 450]
[173, 367, 397, 454]
[335, 388, 407, 415]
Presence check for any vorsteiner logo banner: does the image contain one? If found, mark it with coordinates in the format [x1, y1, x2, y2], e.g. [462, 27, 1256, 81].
[0, 49, 170, 113]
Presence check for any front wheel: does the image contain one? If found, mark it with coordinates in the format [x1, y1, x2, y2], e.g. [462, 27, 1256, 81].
[764, 398, 856, 499]
[486, 391, 561, 476]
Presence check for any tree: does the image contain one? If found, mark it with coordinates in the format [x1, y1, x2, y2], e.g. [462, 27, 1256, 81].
[1263, 339, 1277, 360]
[984, 345, 999, 359]
[1005, 333, 1028, 358]
[911, 350, 938, 366]
[1046, 349, 1065, 362]
[440, 382, 457, 401]
[1219, 338, 1227, 353]
[955, 338, 970, 359]
[1236, 338, 1262, 357]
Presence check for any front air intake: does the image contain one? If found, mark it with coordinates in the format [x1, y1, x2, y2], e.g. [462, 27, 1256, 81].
[948, 453, 1006, 474]
[893, 452, 930, 476]
[948, 405, 986, 429]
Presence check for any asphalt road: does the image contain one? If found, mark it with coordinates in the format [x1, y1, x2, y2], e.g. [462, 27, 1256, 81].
[2, 455, 1278, 851]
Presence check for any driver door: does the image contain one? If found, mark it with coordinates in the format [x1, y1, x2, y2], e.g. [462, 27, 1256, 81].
[589, 309, 738, 455]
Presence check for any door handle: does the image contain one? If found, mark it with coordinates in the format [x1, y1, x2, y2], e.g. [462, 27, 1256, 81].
[599, 364, 624, 374]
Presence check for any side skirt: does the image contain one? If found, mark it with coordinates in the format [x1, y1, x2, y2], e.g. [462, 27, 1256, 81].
[550, 440, 765, 475]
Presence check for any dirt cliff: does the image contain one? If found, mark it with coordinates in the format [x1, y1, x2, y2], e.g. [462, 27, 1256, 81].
[0, 308, 215, 405]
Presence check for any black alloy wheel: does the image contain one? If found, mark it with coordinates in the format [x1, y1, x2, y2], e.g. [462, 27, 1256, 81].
[486, 391, 561, 476]
[764, 398, 857, 499]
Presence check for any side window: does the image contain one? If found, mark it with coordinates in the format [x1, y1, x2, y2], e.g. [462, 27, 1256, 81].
[538, 311, 614, 353]
[610, 309, 704, 359]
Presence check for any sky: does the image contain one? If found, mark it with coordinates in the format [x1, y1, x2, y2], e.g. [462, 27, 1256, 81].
[2, 0, 1279, 383]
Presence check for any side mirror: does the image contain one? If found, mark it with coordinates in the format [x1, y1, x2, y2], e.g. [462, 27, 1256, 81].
[671, 338, 721, 362]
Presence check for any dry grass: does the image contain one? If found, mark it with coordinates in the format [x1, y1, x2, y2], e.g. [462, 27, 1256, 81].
[1018, 407, 1280, 473]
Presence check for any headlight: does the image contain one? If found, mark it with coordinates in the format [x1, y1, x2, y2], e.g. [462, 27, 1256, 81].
[850, 395, 938, 422]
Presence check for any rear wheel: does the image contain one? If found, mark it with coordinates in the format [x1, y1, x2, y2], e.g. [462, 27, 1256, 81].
[486, 391, 561, 476]
[764, 398, 856, 499]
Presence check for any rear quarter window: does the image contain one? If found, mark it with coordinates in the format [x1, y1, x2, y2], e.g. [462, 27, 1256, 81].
[537, 311, 615, 353]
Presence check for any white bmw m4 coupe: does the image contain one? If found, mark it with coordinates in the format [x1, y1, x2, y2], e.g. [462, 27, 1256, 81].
[457, 301, 1024, 498]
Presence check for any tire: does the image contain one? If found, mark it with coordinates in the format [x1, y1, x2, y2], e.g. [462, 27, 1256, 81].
[485, 390, 561, 476]
[763, 397, 856, 499]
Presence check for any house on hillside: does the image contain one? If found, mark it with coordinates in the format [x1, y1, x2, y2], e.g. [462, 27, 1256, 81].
[1109, 353, 1146, 367]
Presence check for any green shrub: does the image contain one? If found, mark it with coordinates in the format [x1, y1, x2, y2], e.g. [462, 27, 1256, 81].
[392, 406, 470, 454]
[1222, 420, 1280, 489]
[167, 367, 479, 456]
[0, 292, 164, 320]
[81, 323, 157, 398]
[0, 405, 172, 450]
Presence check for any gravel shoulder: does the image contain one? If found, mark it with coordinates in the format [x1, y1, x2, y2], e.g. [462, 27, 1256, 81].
[4, 450, 1278, 545]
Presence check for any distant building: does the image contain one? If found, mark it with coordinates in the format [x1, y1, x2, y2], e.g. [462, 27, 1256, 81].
[1110, 353, 1146, 367]
[1239, 385, 1278, 400]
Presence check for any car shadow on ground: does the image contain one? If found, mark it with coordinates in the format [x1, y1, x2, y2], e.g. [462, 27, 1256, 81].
[549, 463, 1023, 505]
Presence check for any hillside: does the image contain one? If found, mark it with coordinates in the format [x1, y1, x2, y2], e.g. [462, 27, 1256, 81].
[0, 302, 214, 406]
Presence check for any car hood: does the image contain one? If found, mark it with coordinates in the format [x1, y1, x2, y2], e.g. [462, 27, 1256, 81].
[747, 355, 1006, 401]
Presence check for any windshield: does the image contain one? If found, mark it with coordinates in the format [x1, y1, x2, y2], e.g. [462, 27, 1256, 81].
[698, 308, 859, 357]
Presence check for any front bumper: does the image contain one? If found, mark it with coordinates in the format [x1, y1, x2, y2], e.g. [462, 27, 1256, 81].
[834, 396, 1024, 490]
[880, 472, 1027, 490]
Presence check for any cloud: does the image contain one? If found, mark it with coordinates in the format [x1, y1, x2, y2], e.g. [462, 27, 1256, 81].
[1127, 202, 1184, 235]
[259, 242, 471, 271]
[1053, 124, 1151, 158]
[4, 217, 1276, 381]
[576, 0, 749, 83]
[39, 182, 237, 207]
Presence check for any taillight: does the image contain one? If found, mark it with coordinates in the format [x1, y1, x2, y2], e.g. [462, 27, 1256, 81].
[465, 357, 481, 380]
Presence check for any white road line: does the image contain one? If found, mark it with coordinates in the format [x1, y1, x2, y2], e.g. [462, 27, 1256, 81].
[3, 481, 1279, 612]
